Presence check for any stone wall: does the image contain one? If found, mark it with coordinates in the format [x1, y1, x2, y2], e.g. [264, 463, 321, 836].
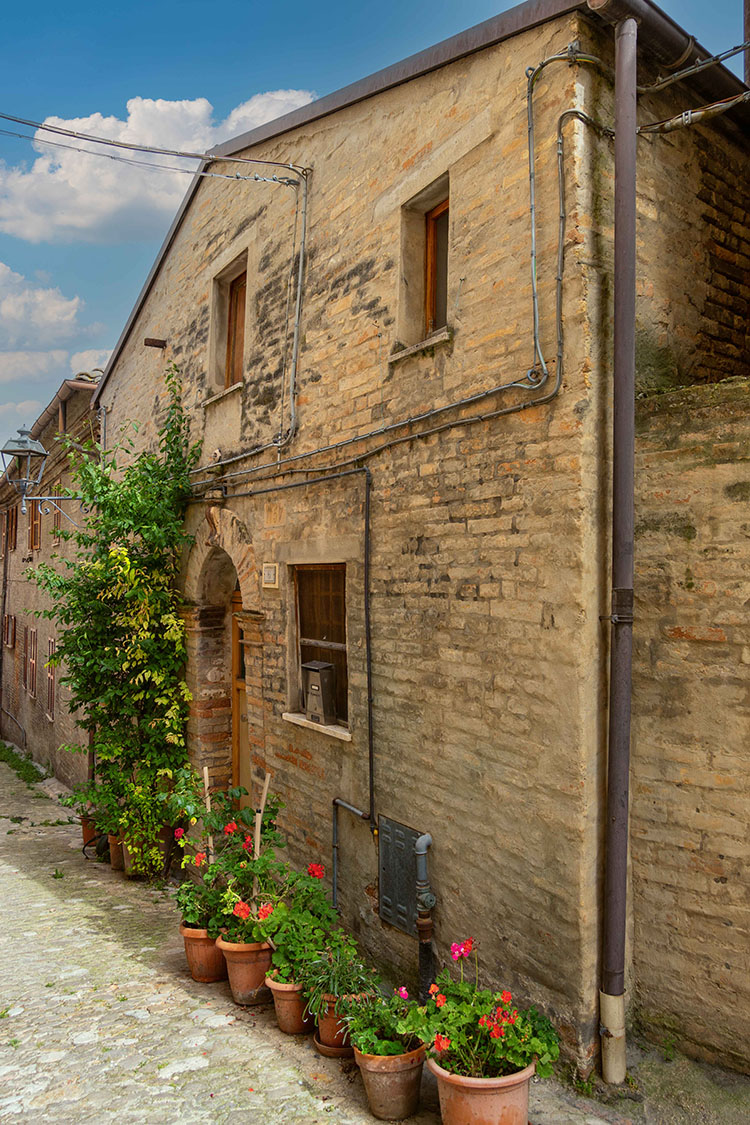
[0, 389, 96, 790]
[633, 380, 750, 1072]
[93, 8, 749, 1073]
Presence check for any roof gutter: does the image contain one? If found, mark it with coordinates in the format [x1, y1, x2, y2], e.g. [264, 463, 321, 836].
[30, 379, 98, 441]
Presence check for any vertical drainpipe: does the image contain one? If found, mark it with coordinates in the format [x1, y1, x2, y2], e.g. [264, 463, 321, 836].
[745, 0, 750, 87]
[600, 16, 637, 1086]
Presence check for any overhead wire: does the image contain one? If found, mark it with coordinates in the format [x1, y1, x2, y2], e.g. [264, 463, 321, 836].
[0, 109, 307, 172]
[0, 126, 299, 186]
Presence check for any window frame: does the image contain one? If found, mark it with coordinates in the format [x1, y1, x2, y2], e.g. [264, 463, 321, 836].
[3, 614, 15, 648]
[424, 197, 449, 337]
[28, 500, 41, 552]
[27, 627, 37, 697]
[46, 637, 56, 719]
[225, 270, 247, 388]
[294, 563, 348, 725]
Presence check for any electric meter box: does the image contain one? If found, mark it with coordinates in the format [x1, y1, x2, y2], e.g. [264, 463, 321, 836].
[301, 660, 336, 725]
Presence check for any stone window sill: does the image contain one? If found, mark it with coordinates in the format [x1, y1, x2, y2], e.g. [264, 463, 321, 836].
[202, 382, 242, 409]
[282, 712, 352, 742]
[388, 326, 452, 365]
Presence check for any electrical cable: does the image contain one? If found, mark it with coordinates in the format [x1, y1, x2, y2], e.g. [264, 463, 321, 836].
[637, 39, 750, 94]
[0, 110, 307, 172]
[638, 89, 750, 134]
[0, 127, 299, 187]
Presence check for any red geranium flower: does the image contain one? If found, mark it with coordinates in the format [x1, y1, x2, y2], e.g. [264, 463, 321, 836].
[258, 903, 274, 920]
[428, 983, 439, 996]
[434, 1033, 451, 1052]
[174, 827, 185, 840]
[435, 994, 447, 1008]
[242, 835, 253, 851]
[501, 990, 512, 1004]
[233, 900, 251, 920]
[194, 852, 207, 867]
[224, 821, 238, 835]
[307, 863, 325, 879]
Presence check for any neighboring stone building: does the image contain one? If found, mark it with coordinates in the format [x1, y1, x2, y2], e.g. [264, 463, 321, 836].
[0, 377, 99, 789]
[9, 0, 748, 1074]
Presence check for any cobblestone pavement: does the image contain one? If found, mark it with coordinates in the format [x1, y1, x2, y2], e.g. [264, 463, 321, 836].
[3, 757, 744, 1125]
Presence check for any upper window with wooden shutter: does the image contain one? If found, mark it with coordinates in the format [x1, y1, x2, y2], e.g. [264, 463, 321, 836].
[28, 501, 41, 552]
[225, 271, 247, 388]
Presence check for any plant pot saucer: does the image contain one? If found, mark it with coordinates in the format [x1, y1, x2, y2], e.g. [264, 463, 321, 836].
[313, 1031, 354, 1059]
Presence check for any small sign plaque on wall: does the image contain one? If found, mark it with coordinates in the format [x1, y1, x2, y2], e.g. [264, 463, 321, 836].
[262, 562, 279, 589]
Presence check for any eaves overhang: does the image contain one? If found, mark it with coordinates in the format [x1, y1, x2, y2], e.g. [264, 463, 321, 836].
[93, 0, 748, 405]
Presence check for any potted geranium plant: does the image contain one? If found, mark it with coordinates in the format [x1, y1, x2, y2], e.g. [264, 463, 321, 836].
[300, 928, 377, 1056]
[258, 861, 337, 1034]
[399, 937, 559, 1125]
[342, 987, 426, 1121]
[175, 853, 228, 983]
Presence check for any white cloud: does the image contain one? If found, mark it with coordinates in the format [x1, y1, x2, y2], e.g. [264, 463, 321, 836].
[0, 262, 82, 348]
[0, 90, 315, 244]
[70, 348, 111, 376]
[0, 349, 68, 385]
[0, 398, 43, 422]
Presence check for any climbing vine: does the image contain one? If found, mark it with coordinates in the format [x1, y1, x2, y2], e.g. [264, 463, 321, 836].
[33, 365, 201, 872]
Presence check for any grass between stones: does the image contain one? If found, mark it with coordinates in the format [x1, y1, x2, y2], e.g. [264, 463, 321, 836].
[0, 742, 47, 787]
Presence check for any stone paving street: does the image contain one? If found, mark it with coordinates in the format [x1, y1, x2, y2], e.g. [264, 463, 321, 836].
[1, 757, 748, 1125]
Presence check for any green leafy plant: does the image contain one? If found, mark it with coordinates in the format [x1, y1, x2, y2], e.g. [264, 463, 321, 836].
[342, 987, 421, 1056]
[259, 863, 337, 982]
[31, 366, 201, 877]
[299, 929, 377, 1021]
[398, 938, 559, 1079]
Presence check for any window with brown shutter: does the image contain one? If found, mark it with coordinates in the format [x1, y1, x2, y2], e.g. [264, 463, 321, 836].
[425, 198, 449, 336]
[3, 614, 15, 648]
[225, 271, 247, 388]
[52, 484, 61, 543]
[296, 564, 348, 723]
[28, 501, 41, 552]
[47, 638, 56, 718]
[8, 506, 17, 551]
[22, 626, 27, 689]
[28, 627, 37, 696]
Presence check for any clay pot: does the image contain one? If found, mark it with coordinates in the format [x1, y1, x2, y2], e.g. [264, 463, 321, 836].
[108, 834, 124, 871]
[316, 993, 353, 1053]
[81, 816, 97, 847]
[265, 977, 314, 1035]
[354, 1044, 425, 1121]
[426, 1056, 535, 1125]
[215, 937, 272, 1005]
[180, 923, 228, 983]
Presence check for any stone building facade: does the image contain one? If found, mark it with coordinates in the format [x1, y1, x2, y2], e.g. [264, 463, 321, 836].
[0, 379, 98, 789]
[10, 0, 747, 1073]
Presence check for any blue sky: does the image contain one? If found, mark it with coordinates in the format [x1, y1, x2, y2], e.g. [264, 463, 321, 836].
[0, 0, 745, 441]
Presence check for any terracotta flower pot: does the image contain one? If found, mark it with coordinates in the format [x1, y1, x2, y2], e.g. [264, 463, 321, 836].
[108, 834, 124, 871]
[354, 1044, 425, 1121]
[426, 1056, 535, 1125]
[215, 936, 271, 1005]
[180, 923, 228, 983]
[265, 977, 314, 1035]
[317, 993, 353, 1052]
[81, 816, 97, 847]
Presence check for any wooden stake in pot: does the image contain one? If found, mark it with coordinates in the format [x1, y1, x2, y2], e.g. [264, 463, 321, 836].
[202, 766, 214, 862]
[252, 770, 272, 900]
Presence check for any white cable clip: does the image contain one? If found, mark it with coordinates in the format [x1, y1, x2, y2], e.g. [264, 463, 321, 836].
[680, 109, 693, 128]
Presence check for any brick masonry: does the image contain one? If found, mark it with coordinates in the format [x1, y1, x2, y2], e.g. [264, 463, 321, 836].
[633, 380, 750, 1072]
[33, 9, 750, 1072]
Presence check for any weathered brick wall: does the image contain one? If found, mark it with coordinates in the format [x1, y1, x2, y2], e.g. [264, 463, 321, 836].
[633, 380, 750, 1072]
[101, 13, 608, 1066]
[0, 390, 95, 790]
[94, 9, 749, 1073]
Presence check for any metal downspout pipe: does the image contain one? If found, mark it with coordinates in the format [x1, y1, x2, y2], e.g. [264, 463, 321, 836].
[600, 15, 637, 1086]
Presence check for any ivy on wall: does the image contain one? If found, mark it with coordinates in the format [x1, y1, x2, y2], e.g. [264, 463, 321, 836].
[32, 365, 201, 872]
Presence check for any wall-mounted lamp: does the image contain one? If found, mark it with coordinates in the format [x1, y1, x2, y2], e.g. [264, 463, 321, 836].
[0, 428, 48, 514]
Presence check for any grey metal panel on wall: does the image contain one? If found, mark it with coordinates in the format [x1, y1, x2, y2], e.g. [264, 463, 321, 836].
[378, 815, 421, 937]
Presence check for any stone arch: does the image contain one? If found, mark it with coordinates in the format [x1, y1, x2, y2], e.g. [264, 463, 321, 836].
[181, 506, 265, 793]
[184, 505, 259, 610]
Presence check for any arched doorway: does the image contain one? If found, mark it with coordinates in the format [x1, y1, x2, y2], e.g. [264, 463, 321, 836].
[182, 508, 263, 803]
